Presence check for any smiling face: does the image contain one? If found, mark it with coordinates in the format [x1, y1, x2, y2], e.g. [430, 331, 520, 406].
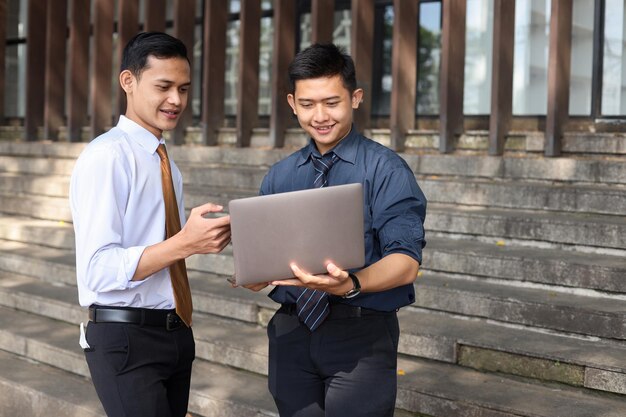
[120, 55, 191, 138]
[287, 74, 363, 155]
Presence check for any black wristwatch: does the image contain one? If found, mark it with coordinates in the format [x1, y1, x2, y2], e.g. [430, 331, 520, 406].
[342, 272, 361, 299]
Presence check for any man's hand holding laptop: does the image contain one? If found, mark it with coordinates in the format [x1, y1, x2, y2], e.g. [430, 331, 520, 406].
[234, 262, 353, 296]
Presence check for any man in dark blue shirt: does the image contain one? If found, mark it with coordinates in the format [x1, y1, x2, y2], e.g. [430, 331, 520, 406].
[243, 43, 427, 417]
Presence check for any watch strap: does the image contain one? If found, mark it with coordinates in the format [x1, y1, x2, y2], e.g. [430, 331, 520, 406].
[342, 272, 361, 298]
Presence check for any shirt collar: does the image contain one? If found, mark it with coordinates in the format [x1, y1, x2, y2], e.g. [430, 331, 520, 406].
[117, 115, 164, 154]
[297, 125, 359, 167]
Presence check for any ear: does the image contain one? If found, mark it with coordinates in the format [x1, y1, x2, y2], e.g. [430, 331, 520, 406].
[287, 94, 297, 115]
[351, 88, 364, 109]
[119, 70, 135, 94]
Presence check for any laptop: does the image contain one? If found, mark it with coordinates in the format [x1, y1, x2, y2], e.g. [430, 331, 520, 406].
[228, 183, 365, 285]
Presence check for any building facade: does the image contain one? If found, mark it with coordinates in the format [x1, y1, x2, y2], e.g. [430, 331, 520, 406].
[0, 0, 624, 155]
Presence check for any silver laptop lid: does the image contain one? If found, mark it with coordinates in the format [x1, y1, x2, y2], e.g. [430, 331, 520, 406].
[229, 183, 365, 285]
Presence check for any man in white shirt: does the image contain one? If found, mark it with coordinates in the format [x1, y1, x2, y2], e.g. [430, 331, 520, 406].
[69, 32, 230, 417]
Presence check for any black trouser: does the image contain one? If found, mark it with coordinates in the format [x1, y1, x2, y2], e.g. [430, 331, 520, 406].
[268, 303, 400, 417]
[83, 308, 195, 417]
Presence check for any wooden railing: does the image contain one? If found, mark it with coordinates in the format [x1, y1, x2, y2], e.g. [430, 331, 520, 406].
[1, 0, 578, 156]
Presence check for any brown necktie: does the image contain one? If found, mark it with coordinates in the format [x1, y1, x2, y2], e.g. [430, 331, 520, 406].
[156, 144, 193, 327]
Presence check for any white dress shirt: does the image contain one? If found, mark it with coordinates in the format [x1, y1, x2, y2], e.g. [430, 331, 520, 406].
[70, 116, 185, 309]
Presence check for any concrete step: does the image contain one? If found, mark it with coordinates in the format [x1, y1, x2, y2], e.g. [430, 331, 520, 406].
[0, 200, 626, 292]
[3, 149, 626, 231]
[0, 261, 272, 327]
[561, 132, 626, 155]
[425, 237, 626, 293]
[8, 190, 624, 255]
[2, 141, 626, 185]
[0, 192, 71, 222]
[179, 164, 267, 191]
[0, 154, 76, 176]
[169, 144, 289, 167]
[0, 234, 626, 339]
[394, 355, 626, 417]
[414, 272, 626, 340]
[0, 240, 270, 324]
[0, 172, 69, 197]
[189, 191, 626, 252]
[402, 153, 626, 185]
[0, 215, 74, 249]
[195, 309, 626, 396]
[382, 130, 626, 156]
[189, 192, 626, 252]
[1, 229, 624, 311]
[427, 203, 626, 251]
[1, 304, 625, 417]
[0, 141, 85, 159]
[0, 306, 416, 416]
[2, 255, 626, 397]
[0, 314, 278, 416]
[420, 176, 626, 216]
[0, 305, 89, 377]
[0, 271, 85, 324]
[0, 239, 77, 285]
[0, 229, 237, 285]
[0, 349, 104, 417]
[3, 161, 626, 219]
[0, 133, 625, 158]
[184, 184, 258, 209]
[399, 309, 626, 395]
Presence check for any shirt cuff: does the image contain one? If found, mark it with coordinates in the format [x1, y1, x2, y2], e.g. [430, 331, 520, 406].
[379, 225, 425, 265]
[383, 247, 423, 266]
[118, 245, 147, 288]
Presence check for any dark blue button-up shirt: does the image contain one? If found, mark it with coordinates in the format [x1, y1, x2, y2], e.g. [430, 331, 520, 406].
[260, 127, 427, 311]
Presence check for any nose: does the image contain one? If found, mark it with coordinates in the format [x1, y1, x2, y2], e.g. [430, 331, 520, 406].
[312, 104, 329, 123]
[168, 90, 182, 107]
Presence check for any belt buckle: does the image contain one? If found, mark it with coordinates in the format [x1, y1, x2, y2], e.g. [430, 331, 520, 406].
[166, 312, 182, 331]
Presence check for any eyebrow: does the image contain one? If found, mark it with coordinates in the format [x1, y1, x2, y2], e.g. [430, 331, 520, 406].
[297, 95, 341, 102]
[154, 79, 191, 87]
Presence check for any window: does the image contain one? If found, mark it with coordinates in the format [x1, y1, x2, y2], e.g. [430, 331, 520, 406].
[602, 0, 626, 115]
[513, 0, 551, 115]
[464, 0, 493, 115]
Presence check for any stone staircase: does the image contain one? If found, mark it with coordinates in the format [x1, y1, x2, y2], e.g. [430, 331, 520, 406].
[0, 139, 625, 416]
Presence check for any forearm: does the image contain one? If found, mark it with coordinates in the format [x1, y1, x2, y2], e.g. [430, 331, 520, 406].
[132, 233, 190, 281]
[132, 205, 231, 281]
[355, 253, 419, 293]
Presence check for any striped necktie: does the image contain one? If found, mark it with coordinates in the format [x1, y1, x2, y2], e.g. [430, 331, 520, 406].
[295, 152, 338, 331]
[156, 144, 193, 327]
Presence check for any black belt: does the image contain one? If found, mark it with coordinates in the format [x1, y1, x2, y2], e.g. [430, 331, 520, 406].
[88, 305, 185, 331]
[280, 303, 395, 319]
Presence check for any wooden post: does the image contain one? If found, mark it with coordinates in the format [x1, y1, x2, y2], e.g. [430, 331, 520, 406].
[389, 0, 418, 151]
[311, 0, 335, 44]
[117, 0, 139, 119]
[269, 0, 296, 148]
[488, 0, 515, 155]
[43, 0, 68, 140]
[90, 0, 114, 138]
[67, 0, 90, 142]
[0, 0, 7, 123]
[545, 0, 573, 157]
[171, 0, 196, 145]
[236, 0, 261, 148]
[201, 0, 228, 145]
[144, 0, 166, 33]
[590, 0, 605, 119]
[24, 0, 47, 140]
[439, 0, 466, 153]
[351, 0, 374, 133]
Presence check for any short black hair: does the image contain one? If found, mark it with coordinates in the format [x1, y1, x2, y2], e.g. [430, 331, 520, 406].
[288, 43, 357, 93]
[121, 32, 189, 77]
